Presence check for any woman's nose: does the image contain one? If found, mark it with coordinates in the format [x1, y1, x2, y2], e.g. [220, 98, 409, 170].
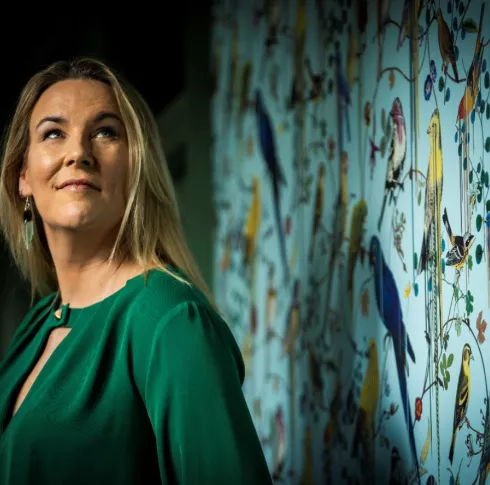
[64, 135, 94, 167]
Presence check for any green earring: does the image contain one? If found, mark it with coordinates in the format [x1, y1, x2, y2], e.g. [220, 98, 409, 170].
[23, 196, 34, 250]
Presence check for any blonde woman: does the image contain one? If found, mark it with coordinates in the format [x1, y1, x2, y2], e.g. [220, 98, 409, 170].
[0, 58, 273, 485]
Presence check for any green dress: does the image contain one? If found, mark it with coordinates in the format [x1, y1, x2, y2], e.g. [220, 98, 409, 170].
[0, 267, 273, 484]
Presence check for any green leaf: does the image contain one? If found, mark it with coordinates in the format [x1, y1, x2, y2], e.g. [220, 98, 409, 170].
[466, 291, 474, 314]
[468, 255, 473, 270]
[418, 190, 422, 206]
[470, 170, 474, 184]
[486, 172, 490, 188]
[440, 361, 445, 374]
[446, 370, 451, 383]
[476, 244, 483, 264]
[459, 144, 463, 157]
[447, 353, 454, 367]
[477, 214, 483, 231]
[439, 76, 445, 92]
[455, 319, 462, 336]
[442, 353, 447, 367]
[381, 108, 386, 131]
[486, 137, 490, 153]
[487, 200, 490, 212]
[478, 162, 482, 173]
[463, 18, 479, 32]
[486, 103, 490, 119]
[454, 286, 460, 299]
[444, 379, 449, 390]
[486, 71, 490, 90]
[414, 252, 418, 270]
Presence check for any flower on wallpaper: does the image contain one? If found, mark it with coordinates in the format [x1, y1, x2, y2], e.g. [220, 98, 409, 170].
[415, 397, 423, 421]
[430, 59, 437, 82]
[477, 311, 487, 344]
[424, 75, 433, 101]
[404, 283, 411, 298]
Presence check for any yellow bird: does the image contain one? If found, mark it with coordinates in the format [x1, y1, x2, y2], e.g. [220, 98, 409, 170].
[243, 176, 261, 268]
[420, 109, 444, 273]
[299, 426, 314, 485]
[352, 338, 379, 482]
[449, 343, 473, 463]
[308, 163, 325, 263]
[347, 199, 368, 314]
[346, 25, 358, 91]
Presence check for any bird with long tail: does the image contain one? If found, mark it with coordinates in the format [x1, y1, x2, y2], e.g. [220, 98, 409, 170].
[378, 97, 407, 231]
[417, 108, 444, 343]
[434, 6, 459, 81]
[369, 235, 420, 484]
[255, 89, 290, 285]
[324, 152, 348, 339]
[442, 207, 474, 271]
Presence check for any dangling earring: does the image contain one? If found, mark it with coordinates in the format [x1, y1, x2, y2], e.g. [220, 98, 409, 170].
[23, 196, 34, 250]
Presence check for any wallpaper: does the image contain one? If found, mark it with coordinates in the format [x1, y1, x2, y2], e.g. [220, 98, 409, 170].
[211, 0, 490, 483]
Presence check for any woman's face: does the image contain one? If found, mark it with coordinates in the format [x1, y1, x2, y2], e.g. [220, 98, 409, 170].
[19, 79, 129, 236]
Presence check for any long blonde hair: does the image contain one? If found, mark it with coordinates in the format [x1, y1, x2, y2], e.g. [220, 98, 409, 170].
[0, 57, 217, 311]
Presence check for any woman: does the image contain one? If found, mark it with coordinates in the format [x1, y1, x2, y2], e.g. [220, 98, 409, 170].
[0, 58, 273, 485]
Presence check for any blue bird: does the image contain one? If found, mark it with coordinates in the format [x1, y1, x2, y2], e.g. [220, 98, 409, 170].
[369, 235, 420, 484]
[255, 89, 290, 285]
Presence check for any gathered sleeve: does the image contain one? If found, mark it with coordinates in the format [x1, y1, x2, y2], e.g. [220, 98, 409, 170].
[142, 300, 273, 485]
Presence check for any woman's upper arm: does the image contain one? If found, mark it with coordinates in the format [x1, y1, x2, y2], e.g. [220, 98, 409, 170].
[143, 300, 273, 485]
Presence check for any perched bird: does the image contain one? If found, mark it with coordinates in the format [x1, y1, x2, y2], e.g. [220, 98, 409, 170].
[352, 338, 379, 483]
[299, 426, 314, 485]
[477, 400, 490, 484]
[288, 0, 306, 109]
[347, 199, 368, 313]
[334, 41, 351, 152]
[417, 108, 444, 275]
[435, 8, 459, 81]
[442, 207, 474, 271]
[449, 343, 473, 463]
[325, 152, 349, 326]
[270, 406, 287, 481]
[243, 176, 261, 269]
[378, 97, 407, 231]
[346, 24, 359, 92]
[397, 0, 423, 50]
[369, 235, 420, 483]
[255, 89, 290, 284]
[308, 163, 325, 263]
[388, 446, 403, 485]
[283, 279, 300, 356]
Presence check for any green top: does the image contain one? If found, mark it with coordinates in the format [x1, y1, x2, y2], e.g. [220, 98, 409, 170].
[0, 267, 273, 485]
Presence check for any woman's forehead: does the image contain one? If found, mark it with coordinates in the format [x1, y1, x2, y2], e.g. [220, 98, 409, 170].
[31, 79, 120, 123]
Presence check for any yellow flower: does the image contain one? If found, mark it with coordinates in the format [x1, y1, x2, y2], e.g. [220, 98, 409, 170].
[404, 283, 411, 298]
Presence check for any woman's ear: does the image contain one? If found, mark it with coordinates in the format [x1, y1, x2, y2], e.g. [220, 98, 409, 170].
[18, 164, 32, 198]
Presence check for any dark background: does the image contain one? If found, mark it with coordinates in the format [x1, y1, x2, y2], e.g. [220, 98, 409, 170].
[0, 9, 187, 137]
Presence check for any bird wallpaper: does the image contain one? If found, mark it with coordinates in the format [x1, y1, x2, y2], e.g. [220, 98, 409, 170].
[211, 0, 490, 483]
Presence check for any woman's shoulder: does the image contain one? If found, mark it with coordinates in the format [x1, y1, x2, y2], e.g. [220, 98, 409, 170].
[125, 266, 220, 332]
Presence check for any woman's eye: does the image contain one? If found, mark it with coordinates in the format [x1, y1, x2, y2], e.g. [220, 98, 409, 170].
[43, 129, 63, 140]
[94, 127, 117, 138]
